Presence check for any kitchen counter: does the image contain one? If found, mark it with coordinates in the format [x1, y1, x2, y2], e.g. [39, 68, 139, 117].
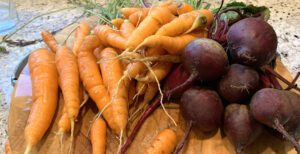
[0, 0, 299, 153]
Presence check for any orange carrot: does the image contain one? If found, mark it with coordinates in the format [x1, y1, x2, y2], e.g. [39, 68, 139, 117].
[56, 46, 80, 122]
[136, 31, 208, 55]
[128, 9, 149, 26]
[91, 118, 107, 154]
[177, 2, 194, 15]
[155, 10, 212, 36]
[143, 129, 177, 154]
[5, 140, 12, 154]
[72, 21, 91, 56]
[142, 82, 158, 104]
[77, 36, 122, 134]
[121, 8, 149, 19]
[25, 48, 58, 154]
[111, 18, 124, 29]
[93, 46, 105, 60]
[41, 30, 58, 53]
[58, 105, 71, 134]
[55, 46, 80, 148]
[136, 62, 173, 82]
[99, 47, 128, 134]
[94, 25, 127, 50]
[126, 7, 175, 51]
[120, 20, 135, 38]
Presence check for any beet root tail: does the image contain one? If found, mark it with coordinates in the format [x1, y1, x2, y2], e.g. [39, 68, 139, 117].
[173, 121, 193, 154]
[273, 119, 300, 154]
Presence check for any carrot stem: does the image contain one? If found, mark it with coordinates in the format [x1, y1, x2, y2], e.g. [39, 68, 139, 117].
[173, 121, 193, 154]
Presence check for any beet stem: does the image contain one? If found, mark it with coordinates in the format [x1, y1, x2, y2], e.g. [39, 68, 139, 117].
[165, 73, 197, 100]
[121, 98, 161, 154]
[273, 118, 300, 153]
[286, 72, 300, 90]
[259, 73, 273, 88]
[263, 66, 300, 92]
[173, 121, 193, 154]
[268, 73, 283, 90]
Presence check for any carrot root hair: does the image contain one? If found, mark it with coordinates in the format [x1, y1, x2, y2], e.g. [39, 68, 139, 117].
[143, 61, 177, 126]
[117, 130, 124, 154]
[24, 144, 32, 154]
[68, 119, 75, 154]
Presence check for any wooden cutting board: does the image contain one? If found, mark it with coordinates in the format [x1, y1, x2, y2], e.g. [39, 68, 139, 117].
[7, 18, 299, 154]
[7, 58, 299, 154]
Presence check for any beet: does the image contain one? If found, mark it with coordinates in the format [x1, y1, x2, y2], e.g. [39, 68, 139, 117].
[250, 88, 300, 153]
[218, 64, 260, 103]
[224, 104, 263, 154]
[173, 88, 224, 153]
[163, 64, 190, 99]
[166, 38, 229, 97]
[227, 18, 277, 67]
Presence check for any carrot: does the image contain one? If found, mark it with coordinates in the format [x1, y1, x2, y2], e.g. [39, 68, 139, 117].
[5, 140, 12, 154]
[177, 2, 193, 15]
[91, 118, 107, 154]
[55, 46, 80, 150]
[128, 9, 149, 26]
[126, 7, 175, 51]
[25, 48, 58, 154]
[58, 105, 71, 134]
[93, 47, 104, 61]
[120, 20, 135, 38]
[156, 10, 212, 37]
[94, 25, 127, 50]
[143, 129, 177, 154]
[121, 8, 149, 19]
[143, 82, 158, 104]
[111, 18, 124, 29]
[99, 47, 128, 135]
[56, 46, 80, 121]
[135, 31, 208, 55]
[77, 35, 119, 134]
[136, 62, 173, 82]
[41, 30, 58, 53]
[72, 21, 91, 56]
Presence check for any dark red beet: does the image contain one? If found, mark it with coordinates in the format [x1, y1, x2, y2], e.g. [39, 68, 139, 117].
[227, 18, 277, 67]
[167, 38, 229, 97]
[218, 64, 260, 103]
[163, 64, 190, 99]
[121, 64, 191, 154]
[250, 88, 300, 153]
[224, 104, 263, 154]
[173, 88, 224, 154]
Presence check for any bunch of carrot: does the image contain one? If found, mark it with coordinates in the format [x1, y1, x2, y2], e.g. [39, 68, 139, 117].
[22, 0, 213, 153]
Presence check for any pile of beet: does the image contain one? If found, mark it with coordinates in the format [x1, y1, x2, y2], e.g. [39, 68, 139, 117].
[121, 8, 300, 154]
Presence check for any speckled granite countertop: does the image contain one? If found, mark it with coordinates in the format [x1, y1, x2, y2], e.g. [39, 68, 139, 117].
[0, 0, 299, 153]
